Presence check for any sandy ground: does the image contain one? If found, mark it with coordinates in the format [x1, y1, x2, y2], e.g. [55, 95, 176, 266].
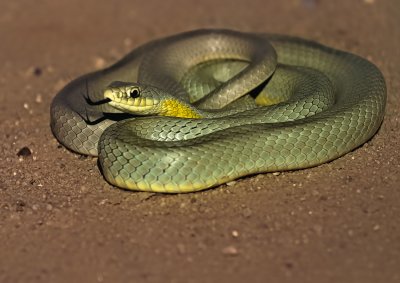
[0, 0, 399, 282]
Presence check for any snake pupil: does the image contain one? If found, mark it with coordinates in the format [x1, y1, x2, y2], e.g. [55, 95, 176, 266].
[129, 89, 140, 98]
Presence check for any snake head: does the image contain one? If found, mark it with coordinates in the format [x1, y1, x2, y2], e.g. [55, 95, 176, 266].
[104, 81, 202, 118]
[104, 81, 162, 115]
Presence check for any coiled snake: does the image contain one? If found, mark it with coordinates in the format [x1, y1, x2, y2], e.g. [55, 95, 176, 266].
[50, 29, 386, 193]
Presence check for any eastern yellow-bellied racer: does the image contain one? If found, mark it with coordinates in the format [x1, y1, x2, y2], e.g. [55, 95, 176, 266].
[50, 29, 386, 193]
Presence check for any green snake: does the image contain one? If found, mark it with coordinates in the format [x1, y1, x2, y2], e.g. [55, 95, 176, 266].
[50, 29, 386, 193]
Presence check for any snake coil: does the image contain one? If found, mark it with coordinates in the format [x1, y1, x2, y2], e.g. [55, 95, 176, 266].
[50, 29, 386, 193]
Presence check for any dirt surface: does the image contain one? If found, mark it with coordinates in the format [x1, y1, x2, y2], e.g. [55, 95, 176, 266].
[1, 0, 399, 282]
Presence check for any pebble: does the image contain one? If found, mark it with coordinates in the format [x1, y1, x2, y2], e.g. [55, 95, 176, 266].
[15, 200, 26, 212]
[35, 94, 42, 103]
[222, 245, 239, 256]
[177, 243, 186, 254]
[123, 37, 132, 47]
[80, 185, 89, 193]
[33, 67, 42, 76]
[99, 199, 108, 205]
[231, 230, 239, 237]
[284, 262, 294, 269]
[226, 181, 237, 186]
[93, 57, 106, 69]
[242, 208, 252, 218]
[25, 66, 42, 77]
[272, 172, 281, 176]
[17, 147, 32, 157]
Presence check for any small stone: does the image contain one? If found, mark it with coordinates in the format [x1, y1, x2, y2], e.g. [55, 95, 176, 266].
[80, 185, 89, 193]
[231, 230, 239, 237]
[17, 147, 32, 157]
[35, 94, 42, 103]
[222, 245, 239, 256]
[177, 244, 186, 254]
[272, 172, 281, 176]
[284, 262, 294, 269]
[319, 195, 328, 201]
[15, 200, 26, 212]
[32, 204, 39, 211]
[33, 67, 42, 76]
[124, 38, 132, 47]
[242, 208, 252, 218]
[226, 181, 237, 186]
[94, 57, 106, 69]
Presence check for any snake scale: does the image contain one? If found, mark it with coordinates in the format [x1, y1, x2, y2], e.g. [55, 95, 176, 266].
[50, 29, 386, 193]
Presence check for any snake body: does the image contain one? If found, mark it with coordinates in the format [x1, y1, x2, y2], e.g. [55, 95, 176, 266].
[50, 29, 386, 193]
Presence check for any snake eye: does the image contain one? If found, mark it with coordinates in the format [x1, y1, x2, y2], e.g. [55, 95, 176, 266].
[129, 88, 140, 98]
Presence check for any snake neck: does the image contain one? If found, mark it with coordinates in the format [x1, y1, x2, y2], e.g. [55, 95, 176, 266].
[159, 98, 207, 118]
[158, 97, 259, 119]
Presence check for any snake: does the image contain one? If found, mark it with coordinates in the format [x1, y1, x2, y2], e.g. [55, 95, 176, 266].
[50, 29, 386, 193]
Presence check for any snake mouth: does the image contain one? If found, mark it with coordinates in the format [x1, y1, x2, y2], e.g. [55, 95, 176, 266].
[110, 102, 154, 113]
[84, 96, 112, 106]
